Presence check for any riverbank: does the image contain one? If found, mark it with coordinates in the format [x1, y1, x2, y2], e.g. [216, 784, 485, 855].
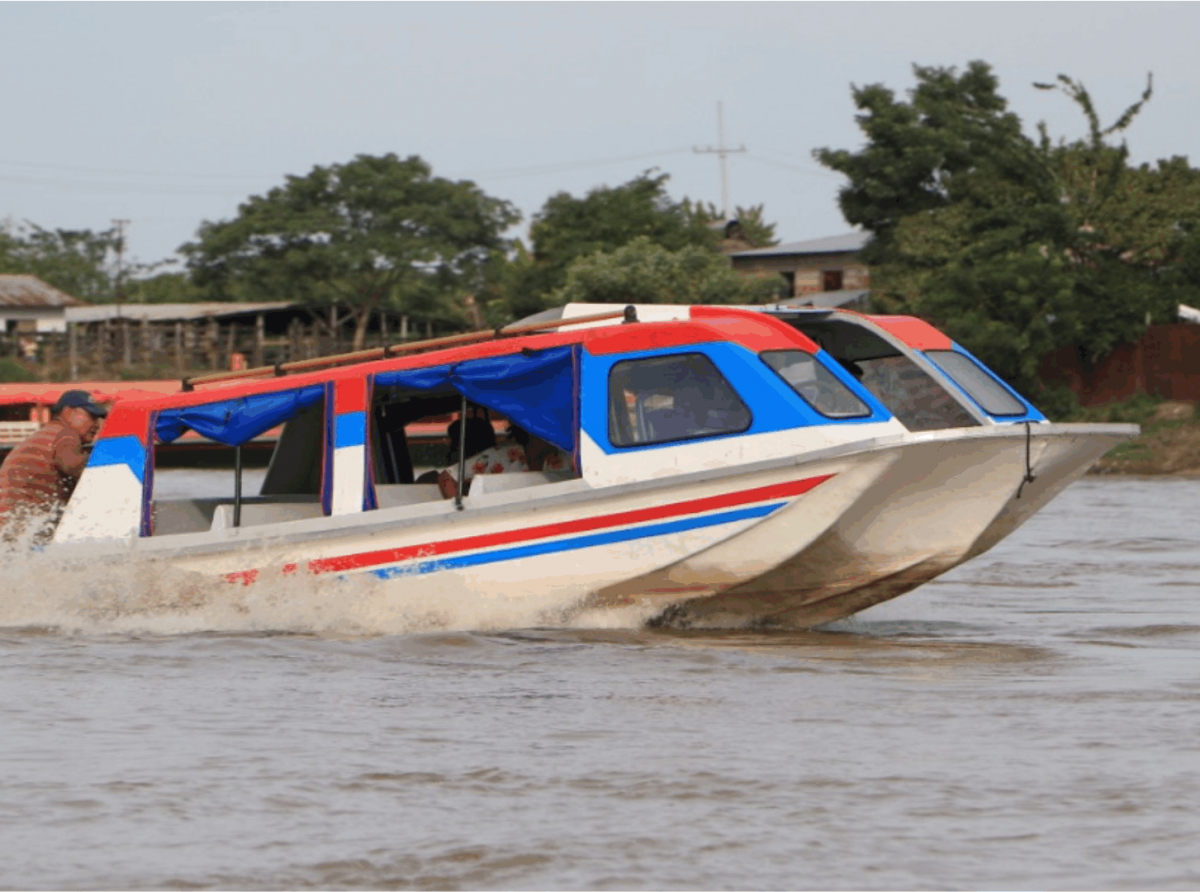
[1075, 397, 1200, 475]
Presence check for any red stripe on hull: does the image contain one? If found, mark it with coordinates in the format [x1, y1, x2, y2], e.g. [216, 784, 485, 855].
[224, 473, 833, 584]
[308, 474, 833, 575]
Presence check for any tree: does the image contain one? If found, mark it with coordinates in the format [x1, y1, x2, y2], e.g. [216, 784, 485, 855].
[682, 200, 779, 248]
[552, 236, 783, 306]
[497, 171, 715, 320]
[0, 221, 122, 302]
[181, 153, 520, 349]
[815, 61, 1195, 397]
[123, 271, 204, 304]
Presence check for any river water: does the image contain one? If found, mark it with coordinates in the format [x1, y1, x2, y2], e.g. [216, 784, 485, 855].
[2, 473, 1199, 890]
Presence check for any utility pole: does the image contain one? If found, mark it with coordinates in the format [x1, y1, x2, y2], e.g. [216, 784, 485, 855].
[112, 219, 130, 313]
[693, 101, 746, 220]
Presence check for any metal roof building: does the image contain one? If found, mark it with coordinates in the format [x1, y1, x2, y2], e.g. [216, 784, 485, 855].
[730, 231, 871, 259]
[730, 231, 872, 298]
[0, 274, 87, 334]
[65, 301, 294, 324]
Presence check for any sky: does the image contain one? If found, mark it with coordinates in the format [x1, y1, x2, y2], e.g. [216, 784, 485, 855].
[2, 2, 1198, 273]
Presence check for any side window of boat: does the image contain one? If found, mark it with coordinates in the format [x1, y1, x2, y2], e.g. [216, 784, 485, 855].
[923, 350, 1028, 416]
[761, 351, 871, 418]
[150, 392, 327, 537]
[608, 353, 751, 447]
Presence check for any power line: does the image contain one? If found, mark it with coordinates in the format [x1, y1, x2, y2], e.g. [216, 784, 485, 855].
[468, 147, 693, 180]
[743, 152, 845, 181]
[0, 172, 261, 196]
[0, 157, 273, 180]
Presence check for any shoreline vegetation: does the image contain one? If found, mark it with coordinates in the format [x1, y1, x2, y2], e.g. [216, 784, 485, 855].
[1075, 396, 1200, 475]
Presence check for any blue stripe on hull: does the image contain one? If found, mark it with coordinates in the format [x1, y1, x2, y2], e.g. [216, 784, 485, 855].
[371, 502, 783, 579]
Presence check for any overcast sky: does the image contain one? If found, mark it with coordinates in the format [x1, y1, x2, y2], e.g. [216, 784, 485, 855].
[2, 2, 1196, 271]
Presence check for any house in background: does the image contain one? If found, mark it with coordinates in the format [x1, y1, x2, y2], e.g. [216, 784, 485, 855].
[0, 274, 87, 334]
[730, 231, 871, 299]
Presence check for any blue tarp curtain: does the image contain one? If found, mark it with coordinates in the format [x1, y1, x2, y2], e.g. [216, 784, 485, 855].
[151, 347, 577, 452]
[155, 384, 325, 447]
[375, 346, 578, 452]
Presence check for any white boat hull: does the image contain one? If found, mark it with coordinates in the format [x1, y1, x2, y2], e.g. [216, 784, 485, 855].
[49, 423, 1135, 629]
[587, 423, 1136, 627]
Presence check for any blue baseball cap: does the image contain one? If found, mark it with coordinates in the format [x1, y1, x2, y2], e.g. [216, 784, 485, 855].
[52, 390, 109, 417]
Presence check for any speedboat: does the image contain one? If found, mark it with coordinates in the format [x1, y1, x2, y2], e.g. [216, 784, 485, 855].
[36, 303, 1136, 628]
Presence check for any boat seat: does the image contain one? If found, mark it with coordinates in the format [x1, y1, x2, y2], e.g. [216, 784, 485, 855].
[469, 470, 566, 495]
[643, 408, 701, 441]
[210, 501, 324, 531]
[153, 499, 222, 536]
[375, 483, 442, 508]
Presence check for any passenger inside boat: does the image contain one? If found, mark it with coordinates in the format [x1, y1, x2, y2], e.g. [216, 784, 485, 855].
[435, 422, 573, 500]
[155, 344, 582, 535]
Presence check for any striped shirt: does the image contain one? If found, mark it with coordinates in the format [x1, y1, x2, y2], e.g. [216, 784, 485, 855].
[0, 419, 88, 525]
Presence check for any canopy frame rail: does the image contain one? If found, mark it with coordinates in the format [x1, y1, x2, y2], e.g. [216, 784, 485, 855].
[180, 309, 630, 392]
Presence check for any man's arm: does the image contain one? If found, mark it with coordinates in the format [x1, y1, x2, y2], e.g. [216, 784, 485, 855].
[53, 432, 89, 480]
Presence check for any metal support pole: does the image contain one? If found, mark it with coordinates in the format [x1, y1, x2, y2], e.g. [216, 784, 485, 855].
[233, 445, 243, 527]
[455, 395, 468, 511]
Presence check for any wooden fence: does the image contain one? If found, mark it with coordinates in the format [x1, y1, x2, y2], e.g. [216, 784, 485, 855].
[1, 315, 443, 380]
[1039, 323, 1200, 406]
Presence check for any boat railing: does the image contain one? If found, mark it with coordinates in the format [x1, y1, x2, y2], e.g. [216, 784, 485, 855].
[181, 307, 634, 391]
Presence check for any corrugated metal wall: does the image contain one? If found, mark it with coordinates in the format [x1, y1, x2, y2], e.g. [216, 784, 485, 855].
[1040, 323, 1200, 406]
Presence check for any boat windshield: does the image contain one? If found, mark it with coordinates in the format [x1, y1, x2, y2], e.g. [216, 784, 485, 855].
[785, 317, 980, 432]
[761, 351, 870, 418]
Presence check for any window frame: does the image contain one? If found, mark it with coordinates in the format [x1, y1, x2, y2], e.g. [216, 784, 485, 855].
[606, 351, 753, 449]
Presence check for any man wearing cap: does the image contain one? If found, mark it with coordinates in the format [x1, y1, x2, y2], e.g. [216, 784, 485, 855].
[0, 390, 108, 542]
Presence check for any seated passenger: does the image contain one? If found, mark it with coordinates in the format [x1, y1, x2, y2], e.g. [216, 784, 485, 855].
[445, 415, 496, 468]
[509, 425, 572, 473]
[437, 425, 572, 499]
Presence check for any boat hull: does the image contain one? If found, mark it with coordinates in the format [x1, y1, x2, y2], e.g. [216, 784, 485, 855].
[46, 423, 1135, 630]
[591, 423, 1137, 627]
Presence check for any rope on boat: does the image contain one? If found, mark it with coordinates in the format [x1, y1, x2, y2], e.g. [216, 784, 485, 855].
[1016, 421, 1038, 499]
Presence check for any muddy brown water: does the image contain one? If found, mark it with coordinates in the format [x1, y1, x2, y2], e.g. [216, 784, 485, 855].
[1, 473, 1199, 889]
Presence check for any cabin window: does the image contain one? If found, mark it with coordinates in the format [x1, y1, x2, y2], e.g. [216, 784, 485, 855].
[608, 353, 751, 447]
[761, 351, 870, 418]
[924, 350, 1028, 416]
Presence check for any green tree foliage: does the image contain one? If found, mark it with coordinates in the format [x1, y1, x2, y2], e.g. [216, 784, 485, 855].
[181, 153, 520, 349]
[123, 271, 204, 304]
[816, 61, 1197, 397]
[0, 356, 39, 383]
[552, 236, 783, 306]
[0, 220, 121, 302]
[498, 171, 715, 319]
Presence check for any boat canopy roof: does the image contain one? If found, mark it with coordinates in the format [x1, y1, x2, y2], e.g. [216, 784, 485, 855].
[117, 310, 813, 407]
[95, 306, 959, 448]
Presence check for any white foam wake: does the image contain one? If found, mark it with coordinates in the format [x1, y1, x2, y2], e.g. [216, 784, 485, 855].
[0, 538, 658, 637]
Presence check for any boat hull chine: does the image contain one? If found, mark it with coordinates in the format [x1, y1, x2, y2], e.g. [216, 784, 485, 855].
[641, 423, 1137, 628]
